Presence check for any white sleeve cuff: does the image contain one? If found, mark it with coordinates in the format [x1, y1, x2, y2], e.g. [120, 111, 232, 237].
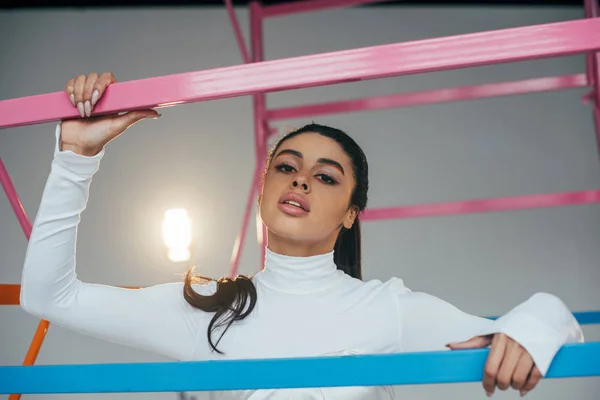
[475, 292, 583, 376]
[53, 122, 105, 177]
[477, 311, 563, 376]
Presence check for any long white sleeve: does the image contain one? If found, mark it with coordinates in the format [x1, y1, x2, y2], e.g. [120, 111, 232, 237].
[393, 280, 584, 376]
[20, 123, 213, 361]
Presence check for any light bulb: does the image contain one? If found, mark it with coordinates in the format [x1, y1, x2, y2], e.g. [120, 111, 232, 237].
[162, 208, 192, 262]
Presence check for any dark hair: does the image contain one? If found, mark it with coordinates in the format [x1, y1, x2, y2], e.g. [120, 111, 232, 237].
[183, 123, 369, 354]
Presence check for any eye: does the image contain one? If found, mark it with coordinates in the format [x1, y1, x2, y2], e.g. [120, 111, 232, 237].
[275, 163, 296, 173]
[316, 174, 338, 185]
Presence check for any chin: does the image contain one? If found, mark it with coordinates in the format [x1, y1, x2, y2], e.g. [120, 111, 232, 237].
[263, 213, 307, 240]
[260, 207, 318, 243]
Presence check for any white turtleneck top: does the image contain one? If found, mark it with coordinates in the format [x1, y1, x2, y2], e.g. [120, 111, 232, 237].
[19, 123, 584, 399]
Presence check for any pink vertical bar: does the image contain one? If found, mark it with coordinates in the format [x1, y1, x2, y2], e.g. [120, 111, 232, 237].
[584, 0, 600, 160]
[224, 0, 251, 64]
[585, 0, 595, 87]
[0, 158, 32, 239]
[228, 0, 267, 277]
[594, 107, 600, 160]
[250, 1, 268, 266]
[229, 168, 261, 278]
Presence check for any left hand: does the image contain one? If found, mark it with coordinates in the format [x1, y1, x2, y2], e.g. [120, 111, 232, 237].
[447, 333, 542, 397]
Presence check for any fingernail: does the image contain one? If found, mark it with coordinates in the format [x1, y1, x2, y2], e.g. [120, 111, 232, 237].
[520, 390, 528, 397]
[91, 90, 99, 106]
[486, 391, 493, 397]
[69, 94, 75, 106]
[84, 101, 91, 117]
[77, 102, 84, 118]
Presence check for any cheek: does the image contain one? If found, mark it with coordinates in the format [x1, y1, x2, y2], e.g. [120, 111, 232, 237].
[259, 172, 283, 209]
[312, 185, 352, 219]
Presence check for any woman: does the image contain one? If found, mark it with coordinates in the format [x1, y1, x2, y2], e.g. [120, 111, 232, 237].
[20, 72, 583, 399]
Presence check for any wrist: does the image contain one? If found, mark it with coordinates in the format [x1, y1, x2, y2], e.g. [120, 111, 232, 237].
[60, 142, 102, 157]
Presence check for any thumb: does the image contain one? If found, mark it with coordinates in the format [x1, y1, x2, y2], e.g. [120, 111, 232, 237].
[446, 335, 493, 350]
[110, 109, 161, 133]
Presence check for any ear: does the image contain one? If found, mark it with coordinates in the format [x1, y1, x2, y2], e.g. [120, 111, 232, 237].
[343, 206, 359, 229]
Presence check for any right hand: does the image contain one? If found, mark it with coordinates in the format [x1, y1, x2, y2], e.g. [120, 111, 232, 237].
[61, 72, 160, 156]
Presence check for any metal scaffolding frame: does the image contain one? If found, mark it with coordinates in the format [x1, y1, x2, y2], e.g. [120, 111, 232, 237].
[0, 0, 599, 395]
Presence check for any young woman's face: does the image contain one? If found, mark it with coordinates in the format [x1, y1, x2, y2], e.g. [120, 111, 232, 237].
[259, 132, 358, 255]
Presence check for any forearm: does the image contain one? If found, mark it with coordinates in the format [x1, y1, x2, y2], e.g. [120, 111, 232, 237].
[397, 289, 583, 376]
[20, 123, 208, 360]
[21, 123, 104, 316]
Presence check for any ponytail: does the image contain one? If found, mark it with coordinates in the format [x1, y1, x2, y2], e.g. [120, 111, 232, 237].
[334, 216, 362, 280]
[183, 217, 363, 355]
[183, 272, 257, 354]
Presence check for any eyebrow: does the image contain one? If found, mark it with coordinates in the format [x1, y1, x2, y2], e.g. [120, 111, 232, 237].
[275, 149, 345, 175]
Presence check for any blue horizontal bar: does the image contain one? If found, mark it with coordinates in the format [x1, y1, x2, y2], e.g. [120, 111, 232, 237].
[572, 311, 600, 325]
[0, 342, 598, 394]
[485, 311, 600, 325]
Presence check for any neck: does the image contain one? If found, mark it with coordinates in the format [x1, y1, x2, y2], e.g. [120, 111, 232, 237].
[265, 232, 337, 258]
[254, 247, 342, 294]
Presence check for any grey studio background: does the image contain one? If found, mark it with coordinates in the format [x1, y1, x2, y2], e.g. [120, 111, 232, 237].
[1, 2, 599, 400]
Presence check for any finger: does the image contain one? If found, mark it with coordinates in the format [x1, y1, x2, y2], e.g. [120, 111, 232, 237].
[109, 109, 160, 137]
[520, 366, 542, 397]
[483, 334, 506, 396]
[83, 72, 99, 117]
[73, 74, 87, 118]
[447, 335, 492, 350]
[496, 341, 524, 391]
[65, 78, 76, 106]
[91, 72, 117, 107]
[511, 353, 534, 391]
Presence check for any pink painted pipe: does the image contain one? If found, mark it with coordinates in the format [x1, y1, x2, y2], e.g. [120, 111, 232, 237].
[229, 167, 261, 278]
[268, 74, 587, 120]
[263, 0, 387, 18]
[361, 190, 600, 221]
[0, 158, 32, 239]
[250, 0, 268, 266]
[224, 0, 251, 64]
[2, 18, 600, 129]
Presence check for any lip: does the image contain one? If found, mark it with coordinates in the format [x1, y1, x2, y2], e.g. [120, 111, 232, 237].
[278, 192, 311, 214]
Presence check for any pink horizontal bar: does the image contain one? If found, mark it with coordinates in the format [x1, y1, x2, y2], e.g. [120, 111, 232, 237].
[361, 190, 600, 221]
[268, 74, 587, 120]
[2, 18, 600, 129]
[263, 0, 385, 18]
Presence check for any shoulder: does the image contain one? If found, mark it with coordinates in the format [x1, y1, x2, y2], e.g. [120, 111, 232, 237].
[362, 276, 412, 295]
[335, 274, 412, 301]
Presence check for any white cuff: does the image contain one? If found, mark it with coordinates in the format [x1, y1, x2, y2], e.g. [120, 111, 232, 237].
[53, 122, 105, 177]
[478, 311, 563, 376]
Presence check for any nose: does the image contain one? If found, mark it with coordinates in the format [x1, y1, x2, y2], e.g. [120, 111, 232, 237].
[292, 178, 310, 193]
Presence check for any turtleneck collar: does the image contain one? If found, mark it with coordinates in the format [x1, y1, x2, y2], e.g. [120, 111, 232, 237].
[253, 247, 343, 294]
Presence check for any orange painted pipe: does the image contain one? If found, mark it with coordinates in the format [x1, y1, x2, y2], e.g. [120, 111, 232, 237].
[1, 283, 138, 399]
[8, 319, 51, 400]
[0, 284, 20, 305]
